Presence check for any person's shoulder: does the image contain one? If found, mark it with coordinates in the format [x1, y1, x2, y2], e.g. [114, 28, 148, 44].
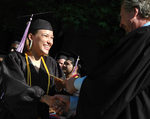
[136, 25, 150, 33]
[143, 25, 150, 32]
[8, 51, 25, 58]
[135, 25, 150, 38]
[4, 52, 25, 62]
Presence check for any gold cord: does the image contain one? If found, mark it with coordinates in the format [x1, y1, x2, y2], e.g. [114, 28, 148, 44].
[25, 53, 50, 94]
[41, 57, 50, 94]
[25, 53, 31, 86]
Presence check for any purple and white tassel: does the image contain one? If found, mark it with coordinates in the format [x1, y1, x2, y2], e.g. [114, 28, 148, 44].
[16, 14, 33, 53]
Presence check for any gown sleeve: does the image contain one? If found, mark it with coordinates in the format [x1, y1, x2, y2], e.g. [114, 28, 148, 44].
[1, 52, 45, 119]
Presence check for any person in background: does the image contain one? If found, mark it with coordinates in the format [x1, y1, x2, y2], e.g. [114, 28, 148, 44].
[62, 51, 82, 80]
[53, 52, 86, 119]
[55, 51, 68, 68]
[50, 0, 150, 119]
[9, 40, 20, 52]
[0, 40, 20, 63]
[0, 18, 65, 119]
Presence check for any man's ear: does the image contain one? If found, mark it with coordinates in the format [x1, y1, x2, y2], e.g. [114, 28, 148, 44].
[77, 66, 78, 70]
[73, 65, 78, 71]
[134, 7, 139, 17]
[75, 66, 78, 71]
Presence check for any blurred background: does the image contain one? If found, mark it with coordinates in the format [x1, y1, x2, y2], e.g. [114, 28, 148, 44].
[0, 0, 125, 73]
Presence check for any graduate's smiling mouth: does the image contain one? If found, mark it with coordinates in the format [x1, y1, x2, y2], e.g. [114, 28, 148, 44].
[43, 44, 50, 50]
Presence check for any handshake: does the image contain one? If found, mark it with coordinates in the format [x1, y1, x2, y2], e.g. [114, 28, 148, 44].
[41, 77, 78, 116]
[41, 94, 71, 116]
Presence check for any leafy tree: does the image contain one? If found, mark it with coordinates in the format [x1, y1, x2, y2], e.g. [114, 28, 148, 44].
[0, 0, 124, 45]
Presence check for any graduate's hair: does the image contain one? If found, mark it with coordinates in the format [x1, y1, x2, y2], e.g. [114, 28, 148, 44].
[122, 0, 150, 18]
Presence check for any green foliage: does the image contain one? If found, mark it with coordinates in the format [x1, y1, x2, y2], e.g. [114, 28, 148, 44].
[0, 0, 123, 45]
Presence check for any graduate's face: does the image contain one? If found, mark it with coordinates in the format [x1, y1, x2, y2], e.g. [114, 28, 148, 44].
[120, 4, 138, 34]
[31, 29, 54, 56]
[62, 60, 74, 75]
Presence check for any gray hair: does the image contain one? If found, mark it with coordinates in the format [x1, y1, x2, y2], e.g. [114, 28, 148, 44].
[122, 0, 150, 18]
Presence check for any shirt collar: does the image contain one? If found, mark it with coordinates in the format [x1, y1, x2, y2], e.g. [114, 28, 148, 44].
[143, 21, 150, 27]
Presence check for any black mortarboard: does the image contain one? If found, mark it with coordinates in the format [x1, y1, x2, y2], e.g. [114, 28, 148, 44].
[55, 51, 68, 60]
[29, 19, 53, 33]
[17, 15, 54, 53]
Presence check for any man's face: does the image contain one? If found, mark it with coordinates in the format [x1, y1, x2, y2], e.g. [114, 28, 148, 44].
[57, 59, 66, 68]
[10, 43, 19, 52]
[119, 4, 136, 34]
[62, 60, 74, 75]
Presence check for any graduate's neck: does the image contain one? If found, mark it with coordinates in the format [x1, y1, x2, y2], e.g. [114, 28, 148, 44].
[28, 53, 42, 70]
[28, 55, 41, 61]
[28, 51, 42, 61]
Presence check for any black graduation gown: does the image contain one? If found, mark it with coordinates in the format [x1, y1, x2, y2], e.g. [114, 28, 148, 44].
[76, 26, 150, 119]
[0, 52, 65, 119]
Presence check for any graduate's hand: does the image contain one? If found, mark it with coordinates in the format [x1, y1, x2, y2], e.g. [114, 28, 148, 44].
[50, 94, 70, 115]
[63, 77, 77, 94]
[40, 95, 56, 106]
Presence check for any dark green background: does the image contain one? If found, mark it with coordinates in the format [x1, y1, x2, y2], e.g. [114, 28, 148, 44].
[0, 0, 125, 72]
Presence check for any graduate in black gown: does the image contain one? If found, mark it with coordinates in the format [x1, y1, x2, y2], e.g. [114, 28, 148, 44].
[0, 17, 65, 119]
[76, 0, 150, 119]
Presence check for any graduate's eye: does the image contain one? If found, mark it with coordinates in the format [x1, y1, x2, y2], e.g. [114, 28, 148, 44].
[43, 34, 48, 37]
[51, 36, 54, 39]
[41, 33, 48, 37]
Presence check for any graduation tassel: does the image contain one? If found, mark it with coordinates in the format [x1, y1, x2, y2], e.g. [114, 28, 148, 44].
[72, 56, 80, 75]
[16, 14, 33, 53]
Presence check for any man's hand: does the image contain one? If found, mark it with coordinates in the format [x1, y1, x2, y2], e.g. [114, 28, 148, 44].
[50, 94, 70, 115]
[63, 77, 77, 94]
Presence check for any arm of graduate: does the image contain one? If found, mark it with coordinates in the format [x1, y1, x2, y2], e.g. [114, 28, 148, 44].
[1, 53, 53, 118]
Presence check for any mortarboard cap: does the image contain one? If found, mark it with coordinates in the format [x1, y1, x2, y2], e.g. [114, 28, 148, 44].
[55, 51, 69, 60]
[17, 15, 53, 53]
[29, 19, 53, 33]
